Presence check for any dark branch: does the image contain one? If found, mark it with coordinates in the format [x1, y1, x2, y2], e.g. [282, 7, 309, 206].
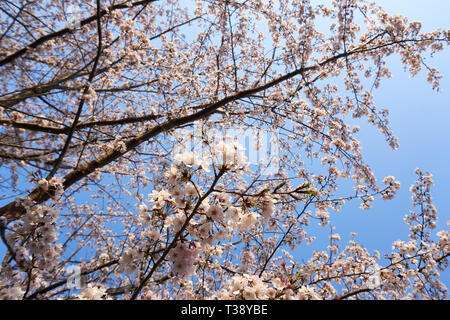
[0, 0, 158, 67]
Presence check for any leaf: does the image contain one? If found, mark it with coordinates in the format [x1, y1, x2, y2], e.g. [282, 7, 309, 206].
[301, 189, 318, 196]
[273, 181, 286, 192]
[297, 182, 310, 190]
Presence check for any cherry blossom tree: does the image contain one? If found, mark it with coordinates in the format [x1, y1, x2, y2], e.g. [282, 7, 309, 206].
[0, 0, 448, 300]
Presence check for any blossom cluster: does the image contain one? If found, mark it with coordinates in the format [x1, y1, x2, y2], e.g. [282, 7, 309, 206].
[0, 0, 449, 301]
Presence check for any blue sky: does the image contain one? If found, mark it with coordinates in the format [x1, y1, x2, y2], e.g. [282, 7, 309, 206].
[297, 0, 450, 287]
[349, 0, 450, 285]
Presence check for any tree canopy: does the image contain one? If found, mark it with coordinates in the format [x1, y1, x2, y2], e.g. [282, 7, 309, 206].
[0, 0, 448, 300]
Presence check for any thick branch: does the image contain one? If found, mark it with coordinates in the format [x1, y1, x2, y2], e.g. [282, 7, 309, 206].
[0, 44, 389, 226]
[46, 0, 103, 179]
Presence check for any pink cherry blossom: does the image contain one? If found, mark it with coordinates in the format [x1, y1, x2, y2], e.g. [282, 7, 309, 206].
[0, 0, 448, 301]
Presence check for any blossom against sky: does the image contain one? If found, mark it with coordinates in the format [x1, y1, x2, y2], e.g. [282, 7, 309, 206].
[301, 0, 450, 286]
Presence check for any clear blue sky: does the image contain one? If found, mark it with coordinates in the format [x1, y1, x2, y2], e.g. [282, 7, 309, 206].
[297, 0, 450, 288]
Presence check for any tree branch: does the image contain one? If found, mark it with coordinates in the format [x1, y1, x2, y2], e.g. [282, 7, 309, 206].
[335, 288, 372, 300]
[0, 0, 158, 67]
[0, 43, 406, 227]
[25, 259, 119, 299]
[46, 0, 103, 180]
